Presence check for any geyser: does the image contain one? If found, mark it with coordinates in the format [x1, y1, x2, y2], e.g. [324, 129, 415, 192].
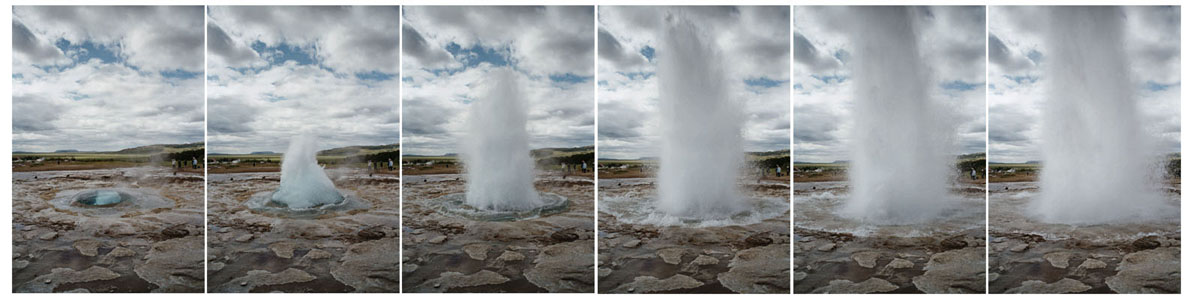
[271, 135, 344, 209]
[462, 68, 542, 211]
[1033, 7, 1165, 224]
[655, 14, 747, 219]
[74, 190, 129, 206]
[840, 7, 954, 224]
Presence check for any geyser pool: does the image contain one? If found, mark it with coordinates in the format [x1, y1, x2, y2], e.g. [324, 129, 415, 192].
[270, 135, 345, 209]
[655, 13, 747, 220]
[51, 188, 174, 216]
[461, 68, 542, 211]
[1034, 7, 1165, 224]
[840, 7, 954, 225]
[75, 190, 129, 206]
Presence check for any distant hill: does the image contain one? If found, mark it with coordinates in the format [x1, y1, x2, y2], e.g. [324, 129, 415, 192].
[250, 151, 277, 155]
[114, 142, 204, 154]
[317, 143, 400, 156]
[958, 152, 986, 160]
[54, 149, 80, 153]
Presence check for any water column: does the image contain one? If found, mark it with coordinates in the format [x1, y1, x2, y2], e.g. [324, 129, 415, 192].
[1034, 7, 1164, 224]
[463, 68, 543, 211]
[840, 7, 954, 224]
[656, 13, 747, 220]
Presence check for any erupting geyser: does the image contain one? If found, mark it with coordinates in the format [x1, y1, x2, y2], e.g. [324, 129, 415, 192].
[656, 14, 747, 219]
[1034, 7, 1165, 224]
[462, 68, 542, 211]
[271, 135, 344, 209]
[840, 7, 953, 224]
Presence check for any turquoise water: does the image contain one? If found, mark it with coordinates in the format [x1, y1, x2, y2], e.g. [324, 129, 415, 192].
[77, 190, 126, 206]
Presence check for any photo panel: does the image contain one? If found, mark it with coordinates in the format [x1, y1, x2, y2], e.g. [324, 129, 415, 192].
[790, 6, 987, 293]
[987, 6, 1181, 294]
[400, 6, 597, 293]
[595, 6, 792, 294]
[11, 6, 206, 293]
[204, 6, 402, 293]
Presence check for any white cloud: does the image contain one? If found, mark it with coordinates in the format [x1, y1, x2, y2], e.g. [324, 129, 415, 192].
[402, 6, 594, 76]
[206, 6, 400, 154]
[11, 6, 204, 152]
[13, 6, 204, 72]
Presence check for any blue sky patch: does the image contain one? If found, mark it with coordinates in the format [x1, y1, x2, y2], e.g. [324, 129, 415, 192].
[616, 71, 654, 80]
[252, 41, 318, 66]
[1003, 75, 1039, 85]
[940, 80, 982, 91]
[811, 74, 847, 84]
[356, 71, 397, 81]
[549, 73, 589, 84]
[1143, 81, 1178, 92]
[161, 69, 202, 80]
[446, 42, 510, 68]
[56, 39, 121, 65]
[745, 77, 784, 88]
[640, 46, 655, 61]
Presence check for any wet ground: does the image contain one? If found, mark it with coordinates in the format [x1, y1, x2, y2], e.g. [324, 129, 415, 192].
[12, 167, 205, 292]
[206, 169, 400, 292]
[401, 173, 595, 293]
[597, 178, 790, 294]
[792, 181, 986, 294]
[988, 182, 1181, 294]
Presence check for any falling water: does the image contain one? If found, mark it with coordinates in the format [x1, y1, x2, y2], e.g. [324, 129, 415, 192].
[840, 7, 954, 224]
[462, 68, 542, 211]
[656, 14, 747, 219]
[1034, 7, 1165, 224]
[271, 135, 344, 208]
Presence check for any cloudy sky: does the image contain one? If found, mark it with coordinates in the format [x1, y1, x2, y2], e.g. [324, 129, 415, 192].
[792, 6, 986, 163]
[402, 6, 595, 156]
[207, 6, 400, 154]
[12, 6, 204, 152]
[597, 6, 789, 160]
[989, 6, 1180, 163]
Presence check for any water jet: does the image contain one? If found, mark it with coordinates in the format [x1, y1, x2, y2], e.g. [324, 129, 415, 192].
[840, 7, 954, 225]
[1034, 7, 1165, 224]
[655, 13, 747, 220]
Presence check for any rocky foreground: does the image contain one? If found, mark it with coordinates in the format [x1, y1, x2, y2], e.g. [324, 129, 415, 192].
[402, 174, 595, 293]
[988, 182, 1181, 294]
[206, 171, 400, 292]
[12, 168, 205, 292]
[597, 179, 791, 294]
[794, 228, 986, 293]
[791, 182, 987, 293]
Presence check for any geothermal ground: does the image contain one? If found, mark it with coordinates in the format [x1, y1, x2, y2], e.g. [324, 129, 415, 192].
[206, 170, 400, 292]
[12, 167, 205, 292]
[988, 182, 1181, 294]
[402, 173, 595, 293]
[792, 181, 986, 294]
[597, 177, 791, 294]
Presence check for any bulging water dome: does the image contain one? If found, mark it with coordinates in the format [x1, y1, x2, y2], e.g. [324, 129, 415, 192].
[74, 190, 130, 206]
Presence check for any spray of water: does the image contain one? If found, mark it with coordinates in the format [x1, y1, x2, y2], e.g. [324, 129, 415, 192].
[655, 13, 747, 220]
[1034, 7, 1165, 224]
[462, 68, 542, 211]
[840, 7, 955, 225]
[272, 135, 344, 208]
